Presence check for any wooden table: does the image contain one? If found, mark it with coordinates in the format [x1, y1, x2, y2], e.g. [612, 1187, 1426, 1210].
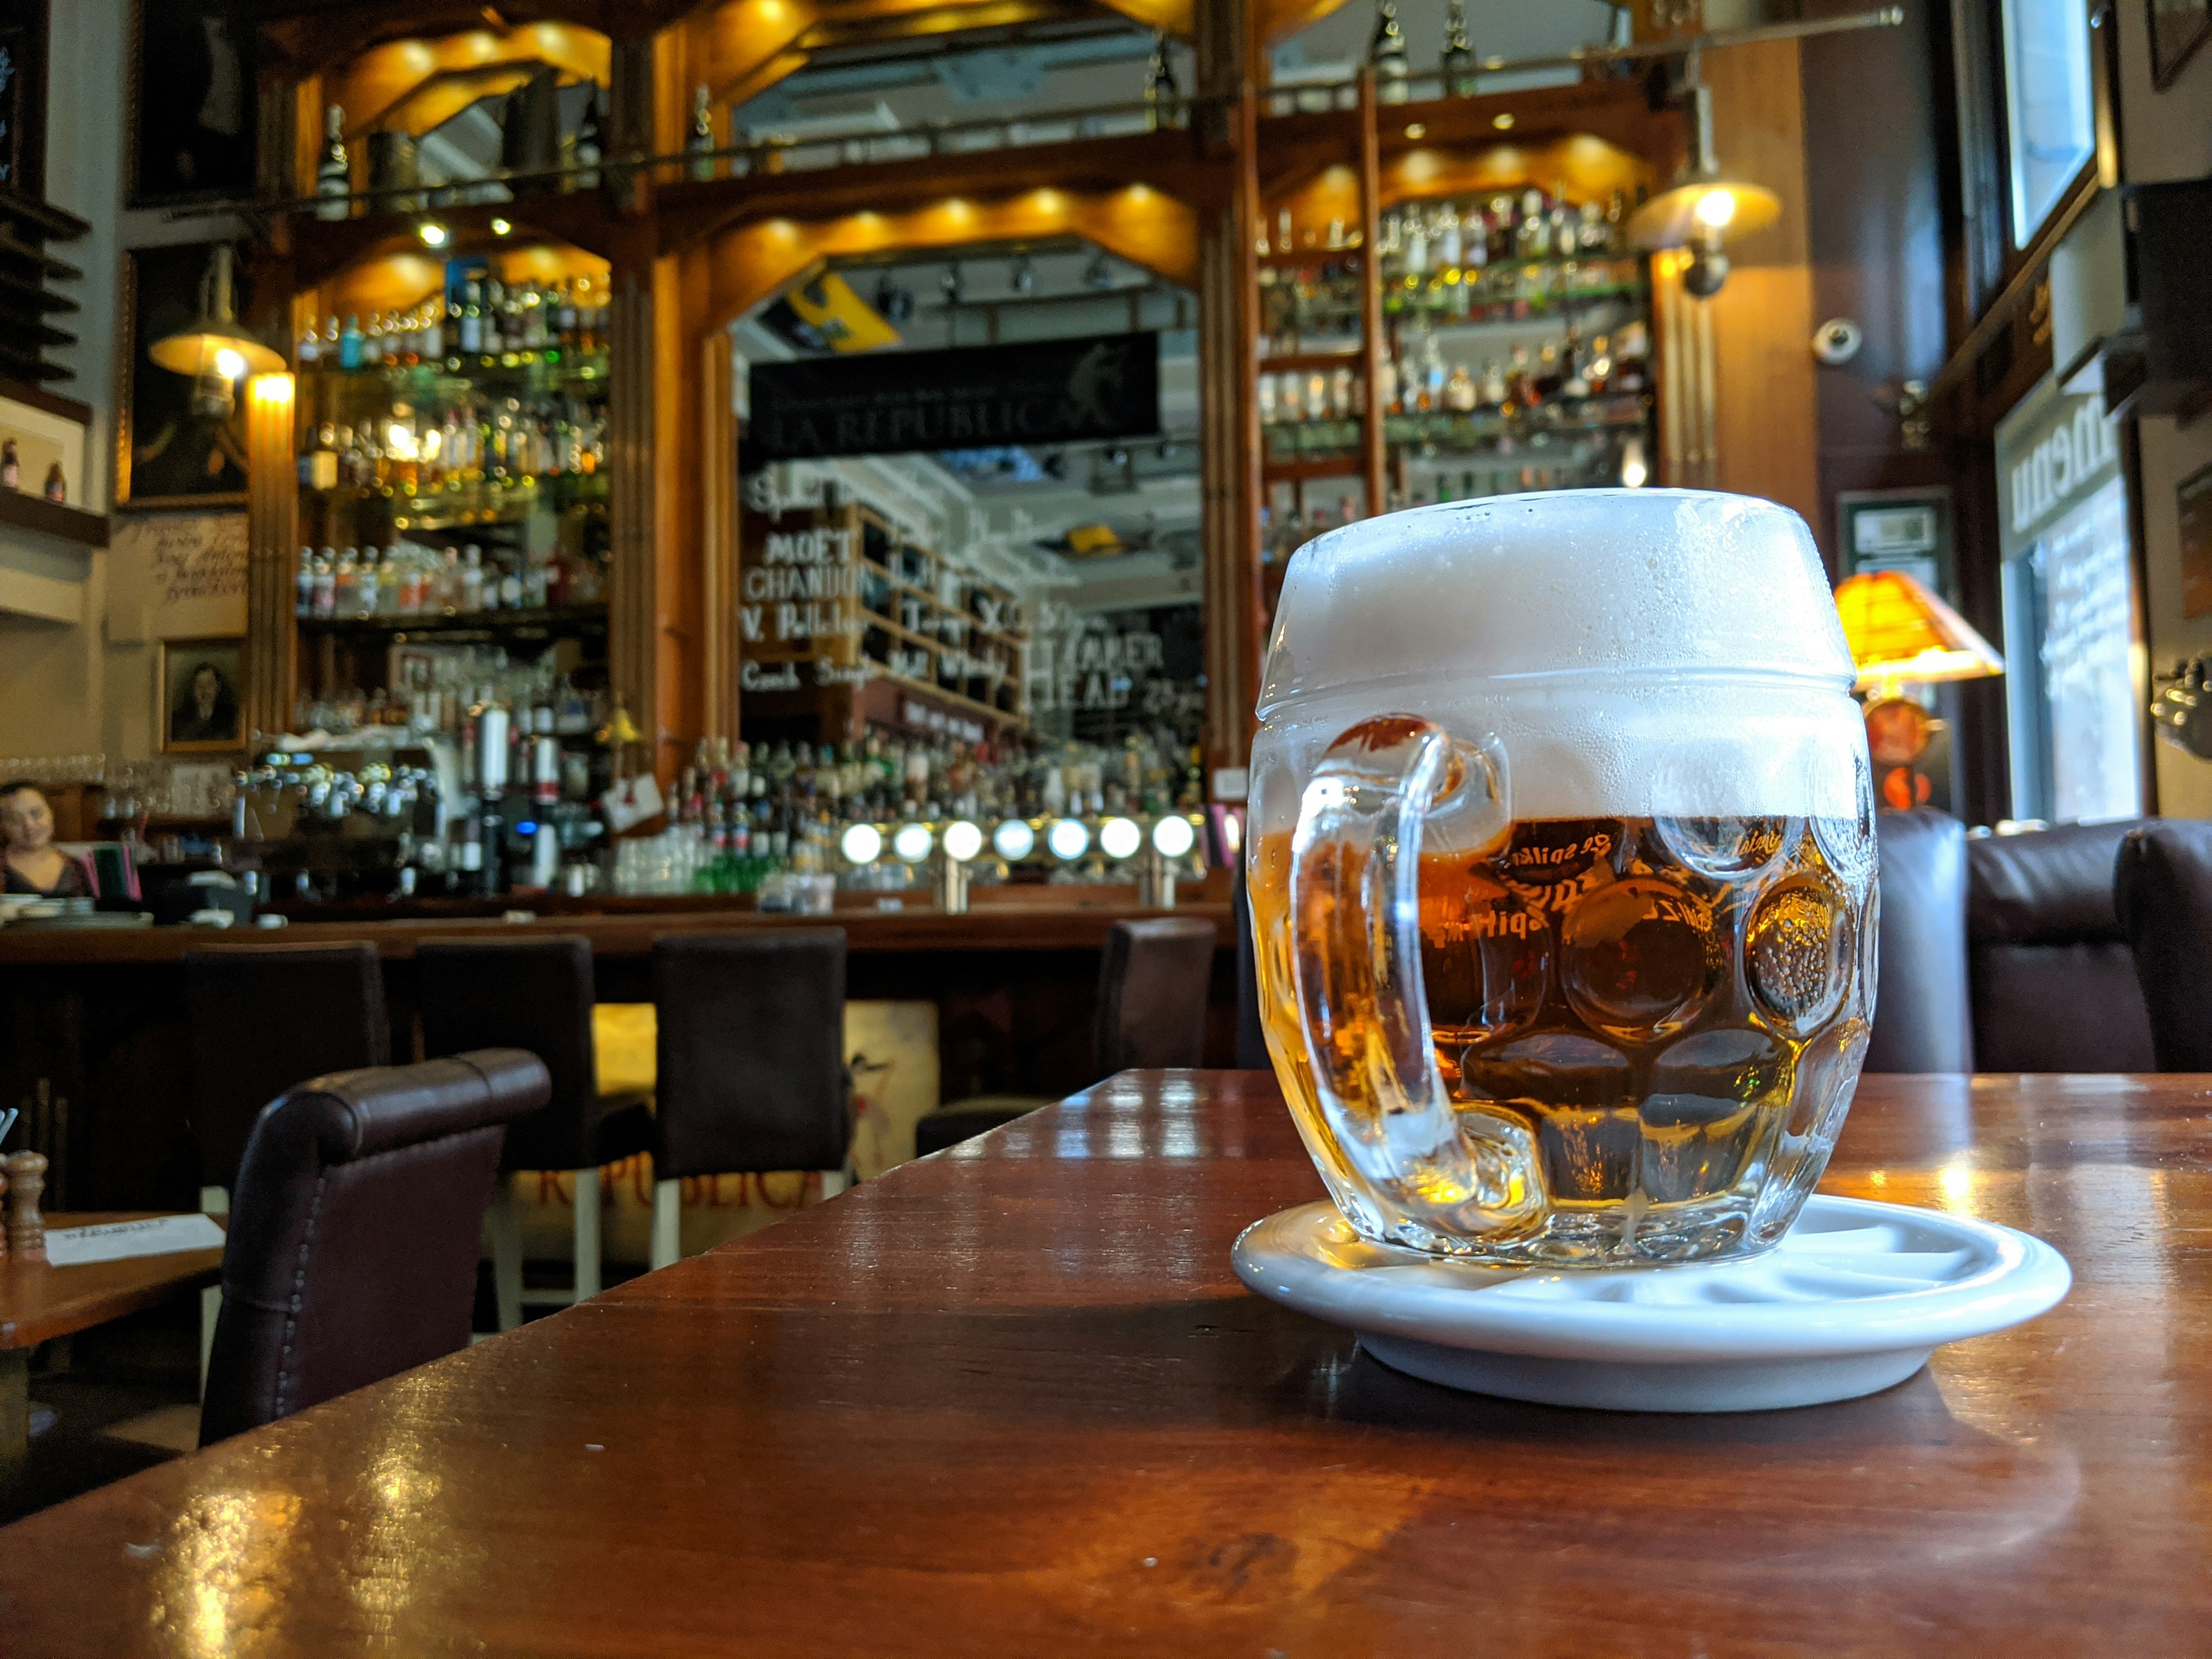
[1, 1072, 2207, 1654]
[0, 1214, 224, 1473]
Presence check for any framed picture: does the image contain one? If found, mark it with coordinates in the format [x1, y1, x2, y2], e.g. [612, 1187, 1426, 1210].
[2152, 0, 2212, 89]
[125, 0, 257, 207]
[159, 637, 246, 753]
[116, 240, 252, 511]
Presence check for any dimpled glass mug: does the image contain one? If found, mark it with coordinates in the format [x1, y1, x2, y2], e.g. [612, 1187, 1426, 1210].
[1246, 490, 1877, 1267]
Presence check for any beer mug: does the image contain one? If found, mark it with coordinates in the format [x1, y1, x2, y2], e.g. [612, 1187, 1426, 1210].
[1247, 491, 1876, 1266]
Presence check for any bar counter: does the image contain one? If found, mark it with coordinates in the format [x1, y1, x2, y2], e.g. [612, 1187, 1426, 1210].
[0, 895, 1237, 1214]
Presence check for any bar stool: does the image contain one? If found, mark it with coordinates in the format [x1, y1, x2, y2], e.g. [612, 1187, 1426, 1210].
[415, 935, 654, 1331]
[200, 1050, 549, 1444]
[649, 930, 851, 1270]
[913, 916, 1221, 1155]
[184, 942, 391, 1380]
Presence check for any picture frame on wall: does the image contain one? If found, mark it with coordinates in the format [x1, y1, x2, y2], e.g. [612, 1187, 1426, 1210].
[125, 0, 258, 207]
[158, 637, 247, 755]
[2151, 0, 2212, 89]
[116, 240, 253, 511]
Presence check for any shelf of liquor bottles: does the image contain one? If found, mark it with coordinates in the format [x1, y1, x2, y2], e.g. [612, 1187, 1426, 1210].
[851, 508, 1027, 724]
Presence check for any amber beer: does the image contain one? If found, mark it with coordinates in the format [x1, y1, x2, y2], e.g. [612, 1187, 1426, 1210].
[1247, 491, 1876, 1266]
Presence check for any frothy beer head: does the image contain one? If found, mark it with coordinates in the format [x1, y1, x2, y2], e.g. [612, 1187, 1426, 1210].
[1255, 490, 1865, 823]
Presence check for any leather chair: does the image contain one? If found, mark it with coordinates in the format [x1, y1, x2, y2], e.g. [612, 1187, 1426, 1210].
[649, 931, 851, 1269]
[1864, 809, 1975, 1073]
[415, 936, 654, 1331]
[184, 942, 391, 1380]
[914, 916, 1221, 1156]
[1967, 820, 2156, 1072]
[2115, 820, 2212, 1071]
[199, 1050, 549, 1445]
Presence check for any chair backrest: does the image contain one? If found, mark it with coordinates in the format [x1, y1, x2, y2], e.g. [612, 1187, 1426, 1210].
[1232, 868, 1269, 1070]
[652, 930, 850, 1179]
[416, 934, 600, 1171]
[1967, 820, 2156, 1072]
[184, 943, 391, 1192]
[1094, 916, 1219, 1076]
[2115, 820, 2212, 1071]
[199, 1050, 548, 1445]
[1864, 809, 1974, 1073]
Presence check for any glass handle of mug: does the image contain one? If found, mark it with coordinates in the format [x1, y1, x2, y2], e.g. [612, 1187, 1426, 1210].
[1288, 715, 1528, 1229]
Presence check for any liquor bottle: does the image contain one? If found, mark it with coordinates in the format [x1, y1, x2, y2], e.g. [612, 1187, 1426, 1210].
[1480, 357, 1506, 408]
[297, 320, 320, 367]
[555, 279, 578, 350]
[1445, 361, 1477, 412]
[378, 544, 403, 615]
[1402, 204, 1429, 282]
[362, 313, 384, 366]
[316, 105, 351, 221]
[1143, 31, 1180, 132]
[339, 315, 363, 372]
[1435, 201, 1463, 272]
[313, 548, 337, 617]
[459, 281, 483, 357]
[574, 89, 604, 191]
[421, 298, 443, 363]
[688, 85, 717, 181]
[333, 546, 357, 613]
[1376, 338, 1400, 415]
[482, 278, 505, 357]
[1368, 0, 1410, 104]
[1440, 0, 1478, 97]
[1421, 331, 1446, 411]
[460, 544, 485, 612]
[296, 547, 316, 616]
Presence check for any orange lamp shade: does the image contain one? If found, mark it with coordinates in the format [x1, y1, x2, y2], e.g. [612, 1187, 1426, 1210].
[1832, 569, 2005, 691]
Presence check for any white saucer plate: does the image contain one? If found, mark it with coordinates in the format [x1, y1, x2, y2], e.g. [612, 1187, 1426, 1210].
[1232, 1195, 2071, 1413]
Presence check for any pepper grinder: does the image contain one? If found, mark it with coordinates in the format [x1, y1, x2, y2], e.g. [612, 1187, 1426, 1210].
[5, 1151, 47, 1262]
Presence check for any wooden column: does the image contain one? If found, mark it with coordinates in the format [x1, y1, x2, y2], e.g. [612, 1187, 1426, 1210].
[700, 332, 740, 746]
[1196, 0, 1262, 782]
[243, 373, 298, 744]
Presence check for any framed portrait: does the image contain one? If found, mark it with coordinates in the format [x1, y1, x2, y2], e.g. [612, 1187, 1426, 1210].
[126, 0, 257, 207]
[117, 240, 252, 511]
[2152, 0, 2212, 88]
[160, 637, 246, 754]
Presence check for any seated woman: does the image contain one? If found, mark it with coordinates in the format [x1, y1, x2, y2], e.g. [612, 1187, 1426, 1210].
[1, 781, 90, 897]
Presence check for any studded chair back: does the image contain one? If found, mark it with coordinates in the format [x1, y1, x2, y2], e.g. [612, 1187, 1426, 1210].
[185, 943, 391, 1194]
[199, 1050, 548, 1445]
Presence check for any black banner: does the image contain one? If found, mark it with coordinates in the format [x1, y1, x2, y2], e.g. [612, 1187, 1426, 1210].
[745, 333, 1159, 463]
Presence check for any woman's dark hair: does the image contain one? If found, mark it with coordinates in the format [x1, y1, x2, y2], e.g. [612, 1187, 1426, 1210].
[0, 779, 46, 803]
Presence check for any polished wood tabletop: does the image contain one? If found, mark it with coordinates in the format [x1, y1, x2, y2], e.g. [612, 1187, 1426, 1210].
[1, 1071, 2207, 1655]
[0, 1214, 224, 1353]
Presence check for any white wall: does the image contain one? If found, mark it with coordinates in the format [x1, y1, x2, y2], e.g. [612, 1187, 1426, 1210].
[2114, 4, 2212, 815]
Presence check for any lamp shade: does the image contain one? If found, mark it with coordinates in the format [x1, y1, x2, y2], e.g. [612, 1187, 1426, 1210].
[1833, 569, 2005, 691]
[1626, 172, 1782, 251]
[149, 245, 285, 380]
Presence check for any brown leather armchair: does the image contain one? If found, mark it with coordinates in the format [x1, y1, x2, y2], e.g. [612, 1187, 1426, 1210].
[2115, 819, 2212, 1071]
[1967, 821, 2156, 1072]
[199, 1050, 550, 1446]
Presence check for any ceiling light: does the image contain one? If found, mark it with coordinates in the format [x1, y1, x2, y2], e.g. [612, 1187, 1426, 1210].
[490, 217, 512, 236]
[993, 819, 1036, 860]
[1626, 51, 1781, 299]
[418, 220, 449, 247]
[1492, 113, 1514, 131]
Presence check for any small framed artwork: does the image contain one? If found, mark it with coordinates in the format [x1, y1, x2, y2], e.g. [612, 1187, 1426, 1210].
[2152, 0, 2212, 89]
[160, 637, 247, 753]
[116, 241, 252, 511]
[126, 0, 259, 207]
